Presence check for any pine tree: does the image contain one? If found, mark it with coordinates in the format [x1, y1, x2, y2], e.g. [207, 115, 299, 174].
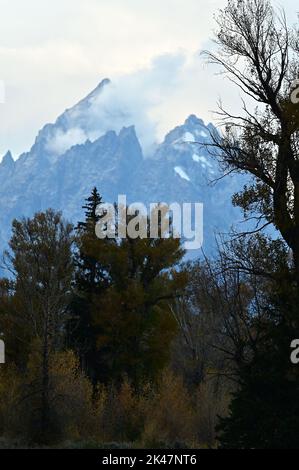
[68, 187, 108, 382]
[75, 187, 106, 292]
[77, 186, 103, 233]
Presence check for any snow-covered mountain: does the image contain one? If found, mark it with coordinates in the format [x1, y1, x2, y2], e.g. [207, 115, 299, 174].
[0, 79, 243, 256]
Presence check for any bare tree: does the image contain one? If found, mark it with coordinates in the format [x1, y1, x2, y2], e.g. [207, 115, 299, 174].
[171, 234, 289, 383]
[203, 0, 299, 281]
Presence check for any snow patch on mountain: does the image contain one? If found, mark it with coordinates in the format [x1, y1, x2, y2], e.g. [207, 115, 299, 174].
[181, 132, 195, 143]
[174, 166, 191, 181]
[197, 130, 208, 138]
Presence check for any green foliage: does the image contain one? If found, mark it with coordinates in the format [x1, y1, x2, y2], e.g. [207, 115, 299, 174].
[70, 188, 187, 385]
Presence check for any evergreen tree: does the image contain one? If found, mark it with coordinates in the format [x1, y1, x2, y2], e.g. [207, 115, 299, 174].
[67, 187, 108, 382]
[77, 186, 103, 232]
[75, 187, 106, 292]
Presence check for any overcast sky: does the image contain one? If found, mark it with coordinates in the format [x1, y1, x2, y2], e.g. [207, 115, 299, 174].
[0, 0, 297, 157]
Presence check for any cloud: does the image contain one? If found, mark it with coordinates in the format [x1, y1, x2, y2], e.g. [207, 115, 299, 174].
[86, 53, 187, 155]
[42, 48, 251, 157]
[0, 0, 227, 157]
[44, 52, 190, 156]
[0, 0, 297, 158]
[46, 127, 88, 155]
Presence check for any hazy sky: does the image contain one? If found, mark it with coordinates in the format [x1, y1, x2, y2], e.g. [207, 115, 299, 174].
[0, 0, 297, 157]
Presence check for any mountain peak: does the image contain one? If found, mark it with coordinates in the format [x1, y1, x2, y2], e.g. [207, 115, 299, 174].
[184, 114, 204, 127]
[1, 150, 14, 167]
[119, 125, 137, 139]
[84, 78, 111, 102]
[117, 126, 143, 166]
[70, 78, 111, 111]
[162, 115, 208, 146]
